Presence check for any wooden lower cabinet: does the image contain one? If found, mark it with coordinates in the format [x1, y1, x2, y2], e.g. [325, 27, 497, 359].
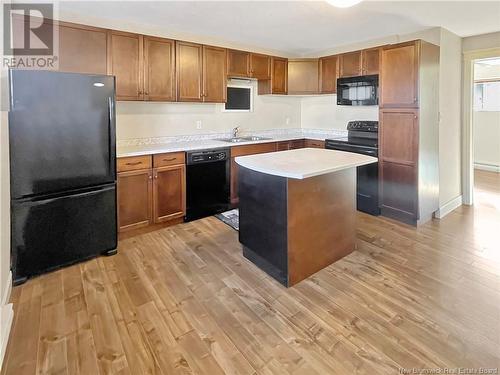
[117, 153, 186, 233]
[153, 165, 186, 223]
[117, 169, 153, 231]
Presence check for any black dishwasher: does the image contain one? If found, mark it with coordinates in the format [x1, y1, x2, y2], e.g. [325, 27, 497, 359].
[185, 148, 231, 221]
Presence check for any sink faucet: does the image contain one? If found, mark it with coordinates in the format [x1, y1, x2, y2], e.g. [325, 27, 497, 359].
[232, 126, 240, 138]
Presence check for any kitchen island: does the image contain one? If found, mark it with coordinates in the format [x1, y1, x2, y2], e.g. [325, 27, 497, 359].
[235, 148, 377, 287]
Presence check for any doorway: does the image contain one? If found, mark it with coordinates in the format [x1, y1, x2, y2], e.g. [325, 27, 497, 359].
[463, 49, 500, 207]
[472, 57, 500, 210]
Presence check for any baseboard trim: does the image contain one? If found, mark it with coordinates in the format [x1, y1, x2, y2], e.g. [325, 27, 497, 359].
[434, 195, 463, 219]
[1, 272, 11, 307]
[474, 163, 500, 173]
[0, 272, 13, 371]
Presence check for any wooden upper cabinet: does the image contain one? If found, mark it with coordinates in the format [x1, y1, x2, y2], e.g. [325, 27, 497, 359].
[153, 165, 186, 223]
[58, 22, 108, 74]
[203, 46, 227, 103]
[380, 42, 419, 108]
[250, 53, 271, 80]
[271, 57, 288, 94]
[258, 57, 288, 95]
[287, 59, 319, 94]
[143, 36, 176, 101]
[176, 41, 203, 102]
[319, 55, 338, 94]
[107, 31, 143, 101]
[117, 169, 152, 232]
[339, 51, 362, 78]
[362, 48, 380, 75]
[227, 49, 250, 77]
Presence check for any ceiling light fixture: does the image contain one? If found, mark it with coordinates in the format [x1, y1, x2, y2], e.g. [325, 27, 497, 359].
[325, 0, 363, 8]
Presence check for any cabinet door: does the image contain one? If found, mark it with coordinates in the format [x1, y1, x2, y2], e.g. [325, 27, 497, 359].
[379, 109, 418, 164]
[379, 162, 417, 222]
[117, 169, 152, 232]
[276, 141, 291, 151]
[380, 42, 419, 108]
[203, 45, 227, 103]
[176, 41, 203, 102]
[272, 57, 288, 94]
[250, 53, 271, 80]
[288, 59, 319, 94]
[340, 51, 361, 77]
[230, 158, 240, 205]
[153, 165, 186, 223]
[144, 36, 176, 101]
[227, 50, 250, 77]
[319, 55, 338, 93]
[58, 22, 108, 74]
[107, 31, 143, 101]
[379, 109, 418, 222]
[290, 139, 305, 149]
[362, 48, 379, 75]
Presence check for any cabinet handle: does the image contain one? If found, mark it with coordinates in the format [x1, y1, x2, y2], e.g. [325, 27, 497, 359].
[125, 161, 142, 166]
[162, 157, 176, 162]
[414, 97, 417, 102]
[148, 175, 152, 180]
[154, 174, 158, 179]
[145, 92, 149, 95]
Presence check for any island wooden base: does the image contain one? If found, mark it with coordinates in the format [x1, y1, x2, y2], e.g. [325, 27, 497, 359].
[239, 166, 356, 287]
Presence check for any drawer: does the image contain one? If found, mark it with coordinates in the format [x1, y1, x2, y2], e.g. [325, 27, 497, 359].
[117, 155, 152, 172]
[305, 139, 325, 149]
[153, 152, 185, 167]
[290, 139, 305, 149]
[231, 142, 277, 157]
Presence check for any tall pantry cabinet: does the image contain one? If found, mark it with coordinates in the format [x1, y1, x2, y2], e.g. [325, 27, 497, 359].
[379, 40, 440, 225]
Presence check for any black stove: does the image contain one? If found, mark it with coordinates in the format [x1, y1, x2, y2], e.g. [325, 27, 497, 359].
[325, 120, 380, 216]
[325, 121, 378, 156]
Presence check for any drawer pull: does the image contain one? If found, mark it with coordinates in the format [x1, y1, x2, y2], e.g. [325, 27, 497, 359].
[126, 161, 142, 166]
[163, 157, 176, 162]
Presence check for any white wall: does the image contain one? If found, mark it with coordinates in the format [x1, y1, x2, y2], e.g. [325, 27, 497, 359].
[474, 111, 500, 168]
[438, 29, 463, 207]
[300, 95, 378, 130]
[117, 80, 302, 140]
[0, 109, 13, 370]
[463, 31, 500, 53]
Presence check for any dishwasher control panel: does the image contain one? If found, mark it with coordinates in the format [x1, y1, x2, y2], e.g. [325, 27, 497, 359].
[187, 148, 229, 165]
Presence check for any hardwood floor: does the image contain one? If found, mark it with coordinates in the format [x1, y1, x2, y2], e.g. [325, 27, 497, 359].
[2, 171, 499, 374]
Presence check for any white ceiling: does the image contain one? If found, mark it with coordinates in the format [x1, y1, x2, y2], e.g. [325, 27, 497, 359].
[57, 1, 500, 56]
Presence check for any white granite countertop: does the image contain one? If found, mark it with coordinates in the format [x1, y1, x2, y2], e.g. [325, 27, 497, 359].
[235, 148, 377, 179]
[116, 129, 346, 157]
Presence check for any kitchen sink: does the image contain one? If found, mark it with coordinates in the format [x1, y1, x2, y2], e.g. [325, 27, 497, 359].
[242, 136, 271, 141]
[220, 136, 272, 143]
[220, 137, 247, 143]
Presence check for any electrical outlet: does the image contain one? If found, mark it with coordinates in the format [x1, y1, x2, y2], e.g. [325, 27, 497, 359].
[285, 117, 291, 125]
[196, 120, 203, 130]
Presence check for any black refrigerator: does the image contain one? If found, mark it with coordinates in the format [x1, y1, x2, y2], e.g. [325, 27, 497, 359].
[9, 70, 117, 285]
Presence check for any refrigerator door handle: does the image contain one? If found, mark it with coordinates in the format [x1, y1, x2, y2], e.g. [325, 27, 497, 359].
[108, 96, 116, 179]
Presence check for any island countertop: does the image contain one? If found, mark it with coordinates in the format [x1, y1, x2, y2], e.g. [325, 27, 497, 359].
[235, 148, 377, 179]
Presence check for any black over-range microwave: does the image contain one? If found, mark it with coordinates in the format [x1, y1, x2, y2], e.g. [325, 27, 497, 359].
[337, 75, 378, 106]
